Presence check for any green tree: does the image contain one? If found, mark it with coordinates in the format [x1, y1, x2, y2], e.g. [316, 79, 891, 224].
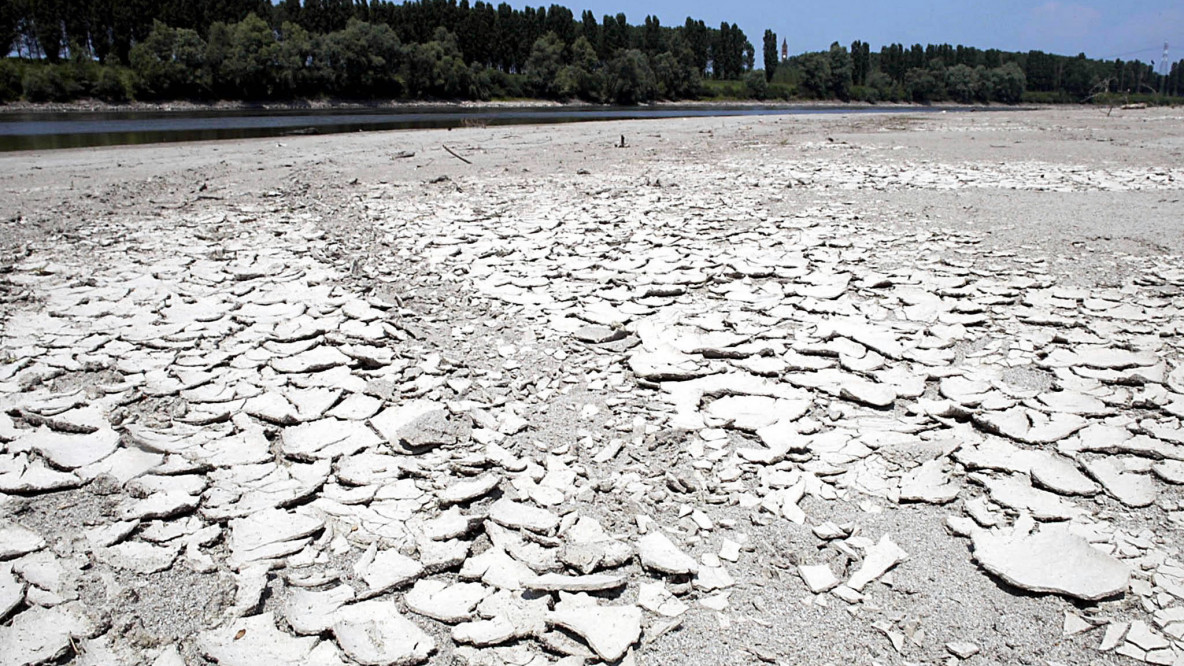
[712, 22, 746, 79]
[579, 9, 598, 49]
[276, 0, 302, 28]
[544, 4, 575, 47]
[22, 66, 70, 101]
[569, 34, 597, 70]
[1024, 49, 1055, 91]
[554, 65, 594, 100]
[93, 66, 131, 101]
[864, 70, 894, 101]
[491, 3, 518, 70]
[157, 0, 203, 32]
[653, 50, 698, 99]
[850, 40, 871, 85]
[110, 0, 158, 64]
[0, 59, 22, 101]
[319, 19, 403, 98]
[554, 34, 601, 100]
[682, 18, 710, 76]
[1062, 53, 1092, 98]
[762, 30, 778, 82]
[828, 42, 852, 101]
[205, 21, 232, 93]
[524, 31, 563, 97]
[604, 48, 656, 104]
[218, 13, 277, 98]
[129, 20, 208, 99]
[798, 52, 830, 97]
[881, 43, 904, 82]
[1, 0, 1129, 106]
[272, 21, 316, 97]
[642, 15, 663, 55]
[652, 32, 699, 99]
[988, 62, 1025, 103]
[405, 28, 472, 98]
[904, 67, 939, 102]
[29, 0, 65, 61]
[944, 63, 980, 103]
[601, 12, 627, 56]
[0, 0, 20, 57]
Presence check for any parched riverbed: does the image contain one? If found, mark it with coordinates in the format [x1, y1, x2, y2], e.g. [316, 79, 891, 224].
[1, 107, 1183, 665]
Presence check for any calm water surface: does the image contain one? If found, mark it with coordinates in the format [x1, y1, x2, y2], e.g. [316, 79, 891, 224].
[0, 104, 1001, 151]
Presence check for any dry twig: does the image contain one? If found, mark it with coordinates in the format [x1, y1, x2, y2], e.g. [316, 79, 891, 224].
[442, 145, 472, 164]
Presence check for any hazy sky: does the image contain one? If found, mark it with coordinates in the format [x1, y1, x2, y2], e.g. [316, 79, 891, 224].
[536, 0, 1183, 67]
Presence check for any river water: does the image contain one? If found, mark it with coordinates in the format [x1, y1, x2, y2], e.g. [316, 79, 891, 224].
[0, 104, 996, 151]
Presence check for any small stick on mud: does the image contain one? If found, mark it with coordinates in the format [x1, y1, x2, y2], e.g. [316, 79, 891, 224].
[442, 145, 472, 164]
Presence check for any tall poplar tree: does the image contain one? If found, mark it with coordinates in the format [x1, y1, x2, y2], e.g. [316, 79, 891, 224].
[762, 29, 777, 81]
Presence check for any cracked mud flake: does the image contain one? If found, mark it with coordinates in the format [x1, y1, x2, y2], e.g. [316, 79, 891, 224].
[2, 108, 1184, 666]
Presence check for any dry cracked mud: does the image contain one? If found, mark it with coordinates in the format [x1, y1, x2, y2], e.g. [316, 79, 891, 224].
[1, 106, 1183, 666]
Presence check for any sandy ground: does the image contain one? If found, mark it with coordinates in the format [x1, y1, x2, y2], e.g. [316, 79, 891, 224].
[3, 105, 1182, 259]
[0, 107, 1183, 666]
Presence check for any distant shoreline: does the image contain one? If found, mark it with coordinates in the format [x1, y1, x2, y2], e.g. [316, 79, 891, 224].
[0, 97, 1011, 115]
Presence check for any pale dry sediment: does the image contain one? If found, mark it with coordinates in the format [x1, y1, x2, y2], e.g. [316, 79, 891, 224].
[0, 108, 1183, 665]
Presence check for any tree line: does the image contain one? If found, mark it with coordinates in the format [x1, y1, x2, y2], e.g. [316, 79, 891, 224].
[0, 0, 751, 103]
[1, 0, 1181, 105]
[773, 39, 1184, 104]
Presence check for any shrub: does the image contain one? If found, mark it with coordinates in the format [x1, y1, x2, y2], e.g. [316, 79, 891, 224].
[851, 85, 878, 103]
[767, 82, 794, 100]
[486, 70, 525, 99]
[743, 70, 768, 99]
[904, 67, 940, 103]
[865, 70, 893, 101]
[22, 66, 69, 102]
[0, 60, 21, 101]
[700, 79, 744, 99]
[94, 67, 131, 102]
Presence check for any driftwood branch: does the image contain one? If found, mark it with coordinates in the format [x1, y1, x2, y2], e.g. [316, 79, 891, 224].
[442, 145, 472, 164]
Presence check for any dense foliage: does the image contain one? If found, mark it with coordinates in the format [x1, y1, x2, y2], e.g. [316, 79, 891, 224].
[1, 0, 1181, 105]
[775, 40, 1183, 104]
[0, 0, 740, 103]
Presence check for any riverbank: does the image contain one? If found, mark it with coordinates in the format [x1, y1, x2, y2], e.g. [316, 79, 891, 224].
[1, 107, 1183, 665]
[0, 96, 1014, 115]
[0, 97, 567, 114]
[3, 93, 1178, 117]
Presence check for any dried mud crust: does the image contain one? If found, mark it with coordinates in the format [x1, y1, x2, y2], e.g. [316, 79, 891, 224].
[0, 107, 1182, 665]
